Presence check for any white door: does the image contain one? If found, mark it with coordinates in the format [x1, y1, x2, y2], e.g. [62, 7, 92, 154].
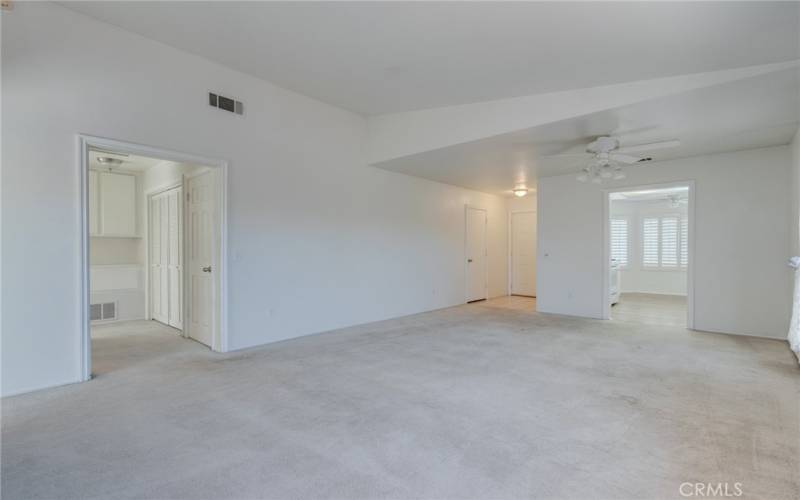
[186, 171, 216, 348]
[149, 194, 168, 325]
[511, 211, 537, 297]
[465, 207, 488, 302]
[166, 188, 183, 330]
[149, 187, 183, 329]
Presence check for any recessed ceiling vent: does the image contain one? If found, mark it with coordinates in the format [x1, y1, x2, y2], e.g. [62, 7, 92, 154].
[209, 92, 244, 115]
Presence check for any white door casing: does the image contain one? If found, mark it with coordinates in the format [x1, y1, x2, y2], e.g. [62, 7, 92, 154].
[465, 206, 488, 302]
[511, 211, 537, 297]
[186, 170, 216, 347]
[79, 134, 229, 383]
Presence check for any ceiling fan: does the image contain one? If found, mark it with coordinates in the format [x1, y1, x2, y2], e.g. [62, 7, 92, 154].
[545, 136, 680, 183]
[665, 193, 688, 208]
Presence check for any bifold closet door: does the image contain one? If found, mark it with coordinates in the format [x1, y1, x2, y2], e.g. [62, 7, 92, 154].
[149, 187, 183, 330]
[150, 195, 168, 325]
[166, 188, 183, 330]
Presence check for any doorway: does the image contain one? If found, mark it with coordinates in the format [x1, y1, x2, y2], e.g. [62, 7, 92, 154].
[465, 206, 488, 303]
[79, 135, 227, 381]
[603, 182, 694, 328]
[510, 210, 536, 297]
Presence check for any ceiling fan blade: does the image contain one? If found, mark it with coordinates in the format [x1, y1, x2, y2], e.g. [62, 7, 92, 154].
[609, 153, 641, 164]
[541, 152, 591, 158]
[616, 140, 680, 154]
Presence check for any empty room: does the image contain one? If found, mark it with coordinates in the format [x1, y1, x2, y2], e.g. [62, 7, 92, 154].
[2, 2, 799, 500]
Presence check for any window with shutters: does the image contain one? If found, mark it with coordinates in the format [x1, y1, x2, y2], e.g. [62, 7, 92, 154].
[610, 218, 629, 267]
[642, 215, 688, 269]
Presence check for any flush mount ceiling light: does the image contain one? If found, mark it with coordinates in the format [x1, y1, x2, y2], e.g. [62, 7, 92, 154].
[512, 185, 529, 197]
[96, 156, 123, 166]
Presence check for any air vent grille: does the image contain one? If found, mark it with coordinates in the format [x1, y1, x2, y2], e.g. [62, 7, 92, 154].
[209, 92, 244, 115]
[90, 302, 117, 321]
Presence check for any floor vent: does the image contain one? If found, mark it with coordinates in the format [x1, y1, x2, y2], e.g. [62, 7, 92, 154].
[90, 302, 117, 321]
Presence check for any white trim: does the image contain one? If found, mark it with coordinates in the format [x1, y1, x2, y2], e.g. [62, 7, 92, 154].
[603, 180, 695, 329]
[78, 134, 230, 382]
[507, 209, 537, 297]
[464, 205, 489, 303]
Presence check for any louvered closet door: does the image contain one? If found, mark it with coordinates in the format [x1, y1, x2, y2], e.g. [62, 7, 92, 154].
[149, 187, 183, 330]
[166, 188, 183, 330]
[150, 194, 168, 324]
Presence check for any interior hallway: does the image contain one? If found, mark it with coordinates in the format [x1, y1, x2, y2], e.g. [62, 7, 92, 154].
[3, 304, 798, 499]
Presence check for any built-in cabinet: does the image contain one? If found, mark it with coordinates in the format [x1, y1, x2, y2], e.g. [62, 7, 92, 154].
[89, 170, 138, 237]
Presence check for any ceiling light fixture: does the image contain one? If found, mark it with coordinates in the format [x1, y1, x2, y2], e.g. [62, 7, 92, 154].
[513, 185, 529, 197]
[96, 156, 123, 166]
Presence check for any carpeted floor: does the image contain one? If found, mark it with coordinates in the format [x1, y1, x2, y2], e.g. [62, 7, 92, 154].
[2, 301, 798, 499]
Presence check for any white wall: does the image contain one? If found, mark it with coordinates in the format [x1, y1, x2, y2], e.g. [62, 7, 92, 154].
[610, 199, 688, 296]
[791, 128, 800, 258]
[508, 193, 537, 213]
[538, 146, 792, 339]
[1, 3, 509, 396]
[91, 237, 140, 265]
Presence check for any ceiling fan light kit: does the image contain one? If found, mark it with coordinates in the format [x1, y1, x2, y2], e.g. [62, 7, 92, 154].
[570, 136, 677, 184]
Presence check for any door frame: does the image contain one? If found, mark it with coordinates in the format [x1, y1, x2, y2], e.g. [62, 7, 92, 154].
[601, 180, 695, 328]
[508, 209, 537, 297]
[145, 181, 184, 330]
[78, 134, 229, 382]
[464, 205, 489, 303]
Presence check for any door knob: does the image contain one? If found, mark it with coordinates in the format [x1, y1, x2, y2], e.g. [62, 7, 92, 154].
[467, 259, 473, 263]
[202, 266, 212, 273]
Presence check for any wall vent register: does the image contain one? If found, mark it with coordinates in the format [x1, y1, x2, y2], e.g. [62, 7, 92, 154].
[90, 302, 117, 321]
[209, 92, 243, 115]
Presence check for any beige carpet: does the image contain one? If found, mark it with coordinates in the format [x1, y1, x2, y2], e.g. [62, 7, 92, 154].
[2, 302, 798, 499]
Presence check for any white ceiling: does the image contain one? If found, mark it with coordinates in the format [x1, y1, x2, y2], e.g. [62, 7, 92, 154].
[372, 68, 800, 195]
[64, 1, 799, 115]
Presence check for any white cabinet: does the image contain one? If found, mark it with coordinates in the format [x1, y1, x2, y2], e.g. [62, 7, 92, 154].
[89, 171, 138, 237]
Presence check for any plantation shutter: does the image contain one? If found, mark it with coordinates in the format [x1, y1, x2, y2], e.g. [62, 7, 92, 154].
[642, 217, 660, 267]
[661, 216, 679, 267]
[610, 218, 629, 266]
[680, 217, 689, 268]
